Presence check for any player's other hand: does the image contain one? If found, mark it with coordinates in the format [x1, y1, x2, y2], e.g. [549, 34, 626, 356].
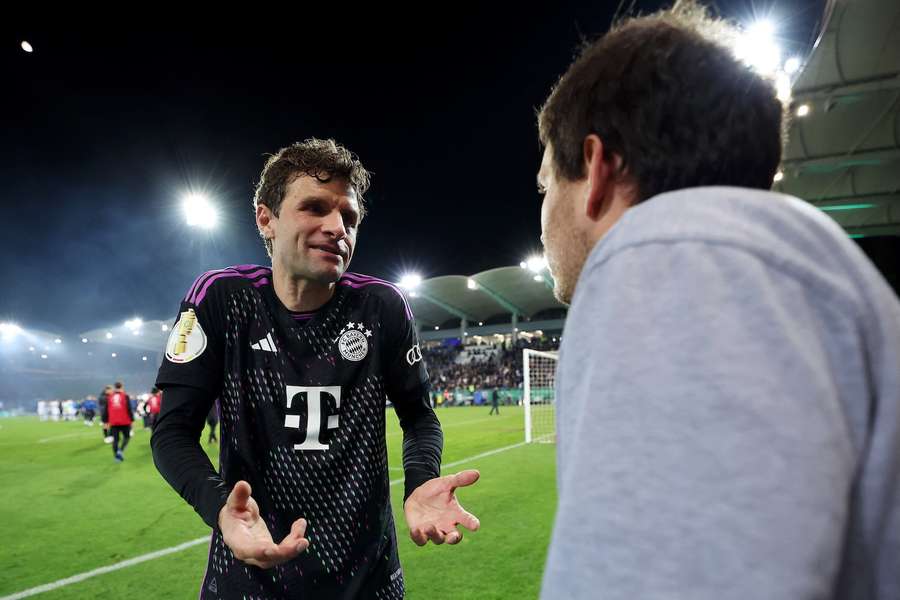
[404, 470, 481, 546]
[219, 480, 309, 569]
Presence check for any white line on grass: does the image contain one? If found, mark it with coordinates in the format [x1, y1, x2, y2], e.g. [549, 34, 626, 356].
[0, 537, 209, 600]
[388, 440, 527, 474]
[390, 441, 527, 484]
[3, 439, 530, 599]
[0, 431, 106, 447]
[37, 429, 147, 444]
[37, 432, 96, 444]
[387, 415, 513, 437]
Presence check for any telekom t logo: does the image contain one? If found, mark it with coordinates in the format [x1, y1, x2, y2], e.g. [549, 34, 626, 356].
[283, 386, 341, 450]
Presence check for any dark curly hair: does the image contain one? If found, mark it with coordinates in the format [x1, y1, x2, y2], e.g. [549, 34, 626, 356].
[538, 0, 785, 202]
[253, 138, 371, 257]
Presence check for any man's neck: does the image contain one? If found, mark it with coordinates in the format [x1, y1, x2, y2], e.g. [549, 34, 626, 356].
[271, 264, 336, 312]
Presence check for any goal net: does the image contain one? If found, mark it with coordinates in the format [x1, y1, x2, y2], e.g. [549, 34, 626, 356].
[523, 348, 558, 443]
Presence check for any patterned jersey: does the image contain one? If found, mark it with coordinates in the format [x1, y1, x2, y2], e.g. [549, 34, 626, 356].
[157, 264, 429, 599]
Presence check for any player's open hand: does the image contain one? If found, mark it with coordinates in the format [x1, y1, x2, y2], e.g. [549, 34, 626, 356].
[404, 470, 481, 546]
[219, 480, 309, 569]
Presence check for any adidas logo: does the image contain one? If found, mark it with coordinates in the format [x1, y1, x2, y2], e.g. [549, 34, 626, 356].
[251, 332, 277, 353]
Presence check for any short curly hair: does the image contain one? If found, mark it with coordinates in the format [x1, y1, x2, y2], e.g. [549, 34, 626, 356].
[253, 138, 371, 257]
[538, 0, 785, 203]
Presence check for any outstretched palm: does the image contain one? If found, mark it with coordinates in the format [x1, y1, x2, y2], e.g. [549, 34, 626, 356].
[404, 470, 481, 545]
[219, 480, 309, 569]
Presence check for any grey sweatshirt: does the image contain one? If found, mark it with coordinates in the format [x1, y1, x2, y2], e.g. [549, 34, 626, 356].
[542, 187, 900, 600]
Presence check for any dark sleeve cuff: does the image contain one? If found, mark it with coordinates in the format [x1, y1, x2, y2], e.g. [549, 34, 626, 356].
[403, 467, 438, 503]
[197, 481, 230, 530]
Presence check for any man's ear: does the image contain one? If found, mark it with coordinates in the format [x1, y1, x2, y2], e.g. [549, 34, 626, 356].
[256, 204, 275, 240]
[583, 134, 621, 221]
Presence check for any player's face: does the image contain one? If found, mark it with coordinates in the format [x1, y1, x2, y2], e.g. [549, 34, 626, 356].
[538, 146, 593, 305]
[268, 175, 360, 283]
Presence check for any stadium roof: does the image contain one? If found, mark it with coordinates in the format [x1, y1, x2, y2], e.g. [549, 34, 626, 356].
[777, 0, 900, 237]
[74, 266, 567, 350]
[407, 266, 564, 327]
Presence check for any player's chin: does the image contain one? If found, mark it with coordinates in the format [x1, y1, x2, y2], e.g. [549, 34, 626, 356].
[310, 261, 346, 283]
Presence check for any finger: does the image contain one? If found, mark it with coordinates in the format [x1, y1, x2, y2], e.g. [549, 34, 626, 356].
[445, 529, 462, 545]
[228, 480, 253, 509]
[257, 541, 302, 569]
[409, 527, 428, 546]
[456, 508, 480, 532]
[278, 518, 310, 555]
[270, 536, 308, 563]
[426, 525, 445, 545]
[234, 540, 278, 566]
[450, 470, 480, 489]
[289, 518, 308, 541]
[243, 557, 275, 570]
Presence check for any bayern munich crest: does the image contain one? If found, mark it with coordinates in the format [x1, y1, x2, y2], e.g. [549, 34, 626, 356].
[336, 321, 372, 361]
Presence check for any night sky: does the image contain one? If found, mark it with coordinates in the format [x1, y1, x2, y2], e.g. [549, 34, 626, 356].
[1, 2, 826, 334]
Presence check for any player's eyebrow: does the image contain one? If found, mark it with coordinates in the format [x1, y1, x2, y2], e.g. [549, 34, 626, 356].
[296, 195, 331, 206]
[298, 195, 361, 222]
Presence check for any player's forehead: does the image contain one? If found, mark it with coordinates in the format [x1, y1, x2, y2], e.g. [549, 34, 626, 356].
[285, 173, 360, 212]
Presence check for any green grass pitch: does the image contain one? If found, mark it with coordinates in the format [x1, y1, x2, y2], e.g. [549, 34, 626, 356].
[0, 406, 556, 599]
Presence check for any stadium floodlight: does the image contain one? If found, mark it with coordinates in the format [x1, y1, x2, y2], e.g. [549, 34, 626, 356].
[142, 356, 148, 361]
[0, 323, 23, 339]
[54, 338, 62, 344]
[21, 41, 33, 53]
[111, 353, 117, 358]
[41, 353, 48, 359]
[734, 19, 781, 75]
[434, 326, 440, 330]
[29, 346, 35, 352]
[784, 56, 801, 75]
[796, 103, 810, 117]
[478, 321, 483, 326]
[183, 192, 218, 229]
[161, 324, 169, 332]
[398, 273, 422, 291]
[773, 170, 784, 182]
[467, 278, 478, 290]
[124, 318, 143, 329]
[519, 261, 527, 269]
[81, 338, 88, 343]
[533, 275, 544, 282]
[526, 255, 547, 273]
[105, 332, 113, 339]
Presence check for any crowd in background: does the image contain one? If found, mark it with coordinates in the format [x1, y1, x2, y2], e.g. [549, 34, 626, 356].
[423, 336, 559, 406]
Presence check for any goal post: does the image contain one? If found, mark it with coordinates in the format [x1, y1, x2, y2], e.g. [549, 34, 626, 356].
[523, 348, 558, 443]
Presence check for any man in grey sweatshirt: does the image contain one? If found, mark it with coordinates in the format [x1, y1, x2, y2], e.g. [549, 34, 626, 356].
[535, 2, 900, 599]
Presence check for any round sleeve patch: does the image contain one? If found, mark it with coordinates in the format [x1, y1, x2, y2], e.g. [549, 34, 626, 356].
[165, 308, 208, 364]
